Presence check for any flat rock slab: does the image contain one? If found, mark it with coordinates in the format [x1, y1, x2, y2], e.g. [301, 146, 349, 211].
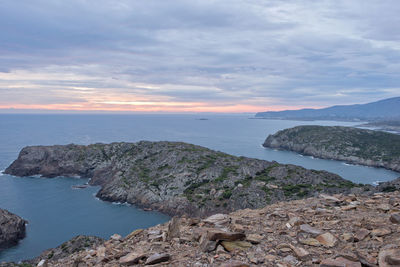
[119, 251, 147, 265]
[316, 232, 338, 247]
[208, 231, 245, 241]
[221, 241, 252, 252]
[203, 214, 230, 225]
[145, 253, 170, 265]
[219, 261, 250, 267]
[299, 224, 323, 235]
[320, 257, 361, 267]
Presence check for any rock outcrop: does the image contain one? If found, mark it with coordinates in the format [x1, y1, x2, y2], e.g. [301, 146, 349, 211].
[0, 209, 26, 249]
[263, 125, 400, 172]
[5, 141, 369, 217]
[28, 191, 400, 266]
[27, 235, 105, 265]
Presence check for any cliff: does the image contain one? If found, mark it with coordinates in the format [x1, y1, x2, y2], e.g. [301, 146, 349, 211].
[263, 126, 400, 173]
[5, 141, 367, 217]
[0, 209, 26, 250]
[24, 191, 400, 266]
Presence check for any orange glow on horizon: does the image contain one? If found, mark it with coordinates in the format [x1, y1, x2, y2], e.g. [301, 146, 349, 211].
[0, 102, 315, 113]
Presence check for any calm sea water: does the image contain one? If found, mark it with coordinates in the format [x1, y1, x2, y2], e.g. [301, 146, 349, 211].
[0, 114, 399, 262]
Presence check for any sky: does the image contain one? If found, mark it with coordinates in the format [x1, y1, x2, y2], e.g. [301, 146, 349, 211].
[0, 0, 399, 113]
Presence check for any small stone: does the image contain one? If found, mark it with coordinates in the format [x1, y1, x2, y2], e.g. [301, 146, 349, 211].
[390, 213, 400, 224]
[208, 231, 245, 242]
[283, 255, 298, 265]
[371, 228, 391, 237]
[231, 223, 245, 232]
[354, 229, 370, 242]
[377, 204, 391, 212]
[110, 234, 122, 241]
[299, 238, 321, 246]
[341, 205, 357, 211]
[221, 241, 252, 252]
[148, 230, 161, 235]
[203, 214, 230, 225]
[96, 246, 106, 258]
[37, 260, 48, 267]
[199, 233, 218, 252]
[265, 255, 277, 262]
[148, 234, 163, 241]
[279, 247, 292, 253]
[216, 245, 226, 253]
[389, 197, 397, 206]
[316, 232, 338, 247]
[300, 224, 323, 235]
[246, 234, 263, 244]
[342, 233, 354, 242]
[289, 244, 310, 260]
[288, 216, 304, 226]
[145, 253, 170, 265]
[320, 257, 361, 267]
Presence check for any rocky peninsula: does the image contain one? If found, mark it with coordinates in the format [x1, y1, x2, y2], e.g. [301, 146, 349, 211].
[263, 126, 400, 173]
[5, 141, 367, 217]
[11, 191, 400, 266]
[0, 209, 26, 250]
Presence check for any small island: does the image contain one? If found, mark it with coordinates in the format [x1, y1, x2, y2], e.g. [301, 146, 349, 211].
[5, 141, 368, 217]
[263, 125, 400, 172]
[0, 209, 27, 250]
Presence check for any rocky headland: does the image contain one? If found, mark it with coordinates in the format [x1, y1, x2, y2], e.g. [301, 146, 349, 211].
[5, 141, 371, 217]
[15, 191, 400, 266]
[0, 209, 26, 250]
[263, 126, 400, 172]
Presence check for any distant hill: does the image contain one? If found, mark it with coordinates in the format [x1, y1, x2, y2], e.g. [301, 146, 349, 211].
[255, 97, 400, 121]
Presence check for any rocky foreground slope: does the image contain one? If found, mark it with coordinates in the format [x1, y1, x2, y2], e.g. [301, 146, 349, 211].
[263, 126, 400, 172]
[0, 209, 26, 249]
[5, 141, 368, 217]
[13, 191, 400, 267]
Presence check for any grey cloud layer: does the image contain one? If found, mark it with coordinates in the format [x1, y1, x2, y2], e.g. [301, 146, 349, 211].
[0, 0, 399, 108]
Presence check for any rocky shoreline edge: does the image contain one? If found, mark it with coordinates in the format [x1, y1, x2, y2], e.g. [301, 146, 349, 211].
[0, 209, 27, 250]
[263, 125, 400, 173]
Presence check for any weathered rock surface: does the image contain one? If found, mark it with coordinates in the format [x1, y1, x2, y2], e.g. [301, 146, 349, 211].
[5, 141, 368, 217]
[26, 235, 105, 265]
[21, 191, 400, 266]
[0, 209, 26, 249]
[263, 125, 400, 172]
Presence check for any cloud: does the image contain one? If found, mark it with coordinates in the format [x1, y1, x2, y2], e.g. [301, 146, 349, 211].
[0, 0, 399, 112]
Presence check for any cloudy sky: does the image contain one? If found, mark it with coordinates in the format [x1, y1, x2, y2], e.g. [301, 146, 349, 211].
[0, 0, 399, 113]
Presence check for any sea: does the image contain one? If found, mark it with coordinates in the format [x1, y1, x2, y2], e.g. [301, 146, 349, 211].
[0, 114, 399, 262]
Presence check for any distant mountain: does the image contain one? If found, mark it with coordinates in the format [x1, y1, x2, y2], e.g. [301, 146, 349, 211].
[255, 97, 400, 121]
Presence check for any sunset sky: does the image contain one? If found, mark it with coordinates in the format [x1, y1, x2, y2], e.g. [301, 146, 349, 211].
[1, 0, 399, 113]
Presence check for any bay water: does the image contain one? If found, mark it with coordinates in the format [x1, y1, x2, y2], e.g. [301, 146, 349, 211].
[0, 114, 399, 262]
